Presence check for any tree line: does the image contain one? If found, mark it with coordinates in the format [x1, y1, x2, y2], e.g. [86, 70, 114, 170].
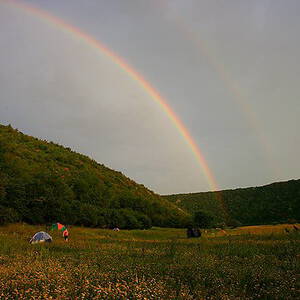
[165, 179, 300, 227]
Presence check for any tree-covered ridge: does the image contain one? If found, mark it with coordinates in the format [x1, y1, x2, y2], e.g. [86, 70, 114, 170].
[0, 124, 188, 228]
[165, 179, 300, 226]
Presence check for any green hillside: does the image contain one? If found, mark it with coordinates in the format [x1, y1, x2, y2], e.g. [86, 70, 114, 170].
[165, 180, 300, 226]
[0, 124, 188, 228]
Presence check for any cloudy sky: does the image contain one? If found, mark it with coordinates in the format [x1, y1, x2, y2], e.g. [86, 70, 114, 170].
[0, 0, 299, 194]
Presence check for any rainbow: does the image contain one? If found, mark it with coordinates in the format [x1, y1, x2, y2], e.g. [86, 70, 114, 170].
[4, 0, 220, 192]
[158, 9, 279, 176]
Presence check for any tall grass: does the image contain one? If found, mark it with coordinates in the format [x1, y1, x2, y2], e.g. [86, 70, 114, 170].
[0, 224, 299, 299]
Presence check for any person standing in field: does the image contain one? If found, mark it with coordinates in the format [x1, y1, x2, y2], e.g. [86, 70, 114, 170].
[63, 228, 69, 242]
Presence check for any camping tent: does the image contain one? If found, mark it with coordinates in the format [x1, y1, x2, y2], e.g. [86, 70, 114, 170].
[30, 231, 52, 244]
[187, 228, 201, 238]
[51, 222, 67, 232]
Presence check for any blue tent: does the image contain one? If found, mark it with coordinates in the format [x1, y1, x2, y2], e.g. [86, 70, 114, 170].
[30, 231, 52, 244]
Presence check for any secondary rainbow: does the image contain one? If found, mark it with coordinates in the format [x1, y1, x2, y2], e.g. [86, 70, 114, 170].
[158, 10, 279, 176]
[5, 0, 220, 192]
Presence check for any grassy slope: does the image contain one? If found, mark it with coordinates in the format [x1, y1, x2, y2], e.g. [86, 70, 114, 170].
[0, 223, 299, 299]
[164, 179, 300, 226]
[0, 124, 188, 227]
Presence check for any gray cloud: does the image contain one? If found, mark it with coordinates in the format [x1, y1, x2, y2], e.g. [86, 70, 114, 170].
[0, 0, 299, 193]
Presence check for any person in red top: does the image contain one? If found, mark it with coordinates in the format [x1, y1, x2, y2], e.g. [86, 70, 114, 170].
[63, 229, 69, 242]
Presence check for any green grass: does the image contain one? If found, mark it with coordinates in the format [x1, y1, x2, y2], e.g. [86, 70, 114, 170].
[0, 224, 299, 299]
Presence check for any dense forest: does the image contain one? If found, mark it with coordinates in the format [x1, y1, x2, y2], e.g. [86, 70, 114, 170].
[0, 124, 189, 229]
[165, 179, 300, 226]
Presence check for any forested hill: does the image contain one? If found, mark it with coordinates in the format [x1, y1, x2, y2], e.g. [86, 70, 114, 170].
[164, 180, 300, 226]
[0, 124, 188, 228]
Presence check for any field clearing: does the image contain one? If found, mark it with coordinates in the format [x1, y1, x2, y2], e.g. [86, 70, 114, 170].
[0, 224, 299, 299]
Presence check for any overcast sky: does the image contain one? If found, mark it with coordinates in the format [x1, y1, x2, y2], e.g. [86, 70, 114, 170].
[0, 0, 299, 194]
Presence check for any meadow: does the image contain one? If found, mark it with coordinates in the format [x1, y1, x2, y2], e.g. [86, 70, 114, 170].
[0, 224, 299, 299]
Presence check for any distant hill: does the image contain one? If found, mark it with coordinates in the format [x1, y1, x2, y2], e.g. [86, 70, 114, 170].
[164, 180, 300, 226]
[0, 124, 188, 228]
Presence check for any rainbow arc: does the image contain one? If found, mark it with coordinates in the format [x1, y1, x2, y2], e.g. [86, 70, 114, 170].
[4, 0, 220, 193]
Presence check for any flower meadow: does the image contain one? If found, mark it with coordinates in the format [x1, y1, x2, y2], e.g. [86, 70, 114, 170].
[0, 224, 299, 299]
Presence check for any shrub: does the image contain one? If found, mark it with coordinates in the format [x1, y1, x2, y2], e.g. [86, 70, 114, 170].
[193, 210, 215, 228]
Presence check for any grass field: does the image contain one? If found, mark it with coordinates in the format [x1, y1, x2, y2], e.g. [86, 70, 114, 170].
[0, 224, 299, 299]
